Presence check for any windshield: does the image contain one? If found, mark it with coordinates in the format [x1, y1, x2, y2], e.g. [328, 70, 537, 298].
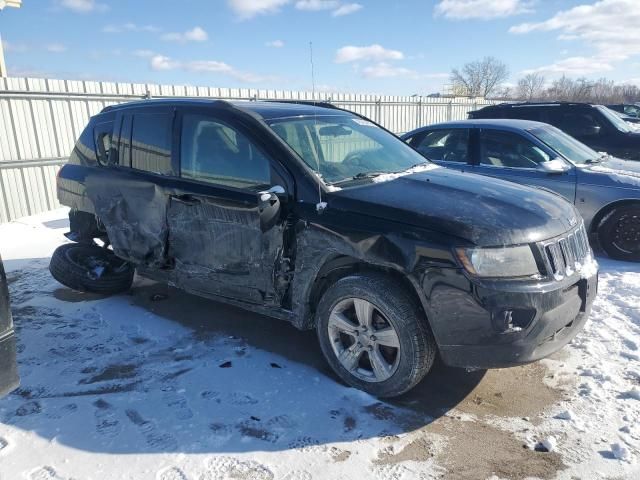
[268, 115, 430, 184]
[597, 106, 632, 133]
[529, 125, 601, 165]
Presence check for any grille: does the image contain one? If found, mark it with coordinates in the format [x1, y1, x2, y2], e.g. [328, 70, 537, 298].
[542, 223, 591, 279]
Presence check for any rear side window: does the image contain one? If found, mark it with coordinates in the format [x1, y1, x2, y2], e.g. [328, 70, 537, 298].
[94, 121, 114, 166]
[131, 112, 174, 175]
[414, 129, 469, 162]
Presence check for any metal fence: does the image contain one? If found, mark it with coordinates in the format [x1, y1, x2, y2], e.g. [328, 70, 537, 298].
[0, 76, 495, 223]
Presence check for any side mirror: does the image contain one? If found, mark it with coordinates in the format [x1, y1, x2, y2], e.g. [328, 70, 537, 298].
[538, 158, 571, 174]
[259, 185, 286, 202]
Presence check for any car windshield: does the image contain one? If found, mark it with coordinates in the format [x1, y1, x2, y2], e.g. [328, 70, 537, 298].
[597, 105, 633, 133]
[529, 125, 601, 165]
[268, 115, 430, 185]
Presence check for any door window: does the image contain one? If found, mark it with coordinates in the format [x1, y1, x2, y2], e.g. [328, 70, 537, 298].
[180, 114, 271, 189]
[548, 110, 602, 137]
[94, 121, 114, 166]
[479, 130, 551, 168]
[131, 112, 174, 175]
[414, 129, 469, 162]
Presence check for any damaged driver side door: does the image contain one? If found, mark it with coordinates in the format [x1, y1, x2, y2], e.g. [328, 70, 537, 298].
[166, 110, 289, 305]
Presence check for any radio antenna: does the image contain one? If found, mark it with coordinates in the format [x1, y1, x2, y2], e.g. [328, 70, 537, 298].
[310, 42, 326, 214]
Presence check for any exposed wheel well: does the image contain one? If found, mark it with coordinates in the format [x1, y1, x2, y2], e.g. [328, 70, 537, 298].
[307, 255, 430, 328]
[590, 200, 640, 234]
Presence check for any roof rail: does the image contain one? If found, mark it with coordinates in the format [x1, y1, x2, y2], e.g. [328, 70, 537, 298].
[263, 99, 342, 111]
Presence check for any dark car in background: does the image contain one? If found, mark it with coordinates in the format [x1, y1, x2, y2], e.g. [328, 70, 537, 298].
[469, 102, 640, 161]
[402, 119, 640, 262]
[0, 254, 19, 398]
[607, 104, 640, 118]
[51, 99, 597, 397]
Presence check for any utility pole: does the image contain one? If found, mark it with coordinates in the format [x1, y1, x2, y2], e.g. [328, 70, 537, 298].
[0, 0, 23, 77]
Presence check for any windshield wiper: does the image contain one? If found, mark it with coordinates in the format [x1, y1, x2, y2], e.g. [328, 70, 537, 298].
[331, 171, 386, 186]
[585, 153, 610, 164]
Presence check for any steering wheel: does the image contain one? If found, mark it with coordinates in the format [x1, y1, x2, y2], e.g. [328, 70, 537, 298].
[343, 151, 366, 166]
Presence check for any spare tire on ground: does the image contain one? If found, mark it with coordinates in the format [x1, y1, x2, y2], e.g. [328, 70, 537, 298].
[49, 243, 134, 294]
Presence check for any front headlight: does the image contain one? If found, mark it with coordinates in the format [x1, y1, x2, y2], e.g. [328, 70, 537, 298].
[455, 245, 540, 278]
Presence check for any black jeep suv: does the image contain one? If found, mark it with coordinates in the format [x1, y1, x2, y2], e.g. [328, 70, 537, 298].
[52, 100, 598, 397]
[469, 102, 640, 161]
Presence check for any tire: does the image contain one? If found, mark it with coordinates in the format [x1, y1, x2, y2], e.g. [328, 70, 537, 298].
[316, 273, 437, 398]
[49, 243, 134, 294]
[598, 205, 640, 262]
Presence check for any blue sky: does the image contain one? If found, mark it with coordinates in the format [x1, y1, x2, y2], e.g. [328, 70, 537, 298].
[1, 0, 639, 94]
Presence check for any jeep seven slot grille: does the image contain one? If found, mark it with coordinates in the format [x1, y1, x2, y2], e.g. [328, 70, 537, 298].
[542, 223, 591, 279]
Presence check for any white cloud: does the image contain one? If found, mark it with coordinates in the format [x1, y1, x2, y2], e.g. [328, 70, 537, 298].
[335, 44, 404, 63]
[102, 23, 160, 34]
[150, 55, 181, 71]
[522, 56, 614, 76]
[265, 40, 285, 48]
[332, 3, 362, 16]
[45, 43, 67, 53]
[59, 0, 108, 13]
[227, 0, 290, 19]
[162, 26, 209, 43]
[434, 0, 534, 20]
[295, 0, 338, 10]
[510, 0, 640, 61]
[148, 55, 276, 83]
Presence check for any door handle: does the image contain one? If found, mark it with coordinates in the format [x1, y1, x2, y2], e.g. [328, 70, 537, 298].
[173, 194, 201, 206]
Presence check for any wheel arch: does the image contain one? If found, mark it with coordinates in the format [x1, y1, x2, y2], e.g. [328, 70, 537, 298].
[590, 198, 640, 234]
[302, 254, 432, 332]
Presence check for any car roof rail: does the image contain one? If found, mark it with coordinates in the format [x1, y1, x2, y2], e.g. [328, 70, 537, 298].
[262, 99, 343, 111]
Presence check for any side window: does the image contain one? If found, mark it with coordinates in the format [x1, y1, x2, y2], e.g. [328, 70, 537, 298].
[548, 109, 602, 136]
[94, 121, 114, 166]
[180, 114, 271, 189]
[116, 115, 133, 167]
[480, 130, 550, 168]
[624, 105, 640, 118]
[414, 129, 469, 163]
[131, 112, 174, 175]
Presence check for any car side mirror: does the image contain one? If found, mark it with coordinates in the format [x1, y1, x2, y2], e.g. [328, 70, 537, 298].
[538, 158, 571, 174]
[259, 185, 286, 202]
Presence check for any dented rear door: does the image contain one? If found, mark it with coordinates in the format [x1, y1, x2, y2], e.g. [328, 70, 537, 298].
[87, 107, 176, 266]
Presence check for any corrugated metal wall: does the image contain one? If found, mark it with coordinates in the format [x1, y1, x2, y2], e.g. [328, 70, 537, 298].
[0, 76, 494, 223]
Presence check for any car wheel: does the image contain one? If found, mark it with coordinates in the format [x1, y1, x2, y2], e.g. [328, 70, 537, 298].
[49, 243, 135, 294]
[598, 205, 640, 262]
[316, 273, 437, 398]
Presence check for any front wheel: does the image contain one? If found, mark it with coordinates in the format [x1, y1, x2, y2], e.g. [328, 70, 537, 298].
[316, 274, 437, 398]
[598, 205, 640, 262]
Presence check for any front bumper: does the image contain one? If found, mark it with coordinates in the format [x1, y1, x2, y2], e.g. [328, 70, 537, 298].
[428, 269, 598, 369]
[0, 331, 19, 398]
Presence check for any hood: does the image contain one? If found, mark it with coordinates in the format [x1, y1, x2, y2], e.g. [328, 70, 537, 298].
[578, 158, 640, 190]
[331, 167, 579, 246]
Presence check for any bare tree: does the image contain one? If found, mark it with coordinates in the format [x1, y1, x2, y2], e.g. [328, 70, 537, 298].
[516, 73, 546, 101]
[451, 56, 509, 98]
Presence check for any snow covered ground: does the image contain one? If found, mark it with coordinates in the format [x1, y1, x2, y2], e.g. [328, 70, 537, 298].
[0, 209, 639, 480]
